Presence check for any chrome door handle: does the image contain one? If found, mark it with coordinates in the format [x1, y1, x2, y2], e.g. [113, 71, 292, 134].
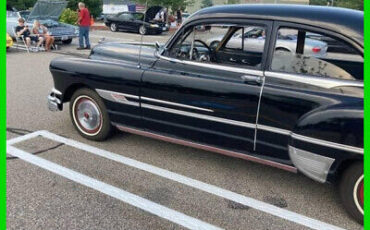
[241, 75, 263, 85]
[229, 57, 237, 62]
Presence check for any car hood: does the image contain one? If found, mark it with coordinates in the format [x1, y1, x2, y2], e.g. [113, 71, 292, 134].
[145, 6, 163, 22]
[90, 42, 158, 66]
[28, 0, 67, 21]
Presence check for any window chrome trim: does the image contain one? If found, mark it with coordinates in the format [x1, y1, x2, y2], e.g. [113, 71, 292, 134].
[265, 71, 363, 89]
[157, 53, 264, 76]
[141, 97, 213, 112]
[291, 133, 363, 154]
[142, 103, 256, 129]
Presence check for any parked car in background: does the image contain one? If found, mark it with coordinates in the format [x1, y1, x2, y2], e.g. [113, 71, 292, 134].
[104, 6, 169, 35]
[6, 33, 13, 49]
[182, 12, 190, 20]
[208, 26, 328, 58]
[48, 5, 363, 224]
[7, 0, 78, 44]
[18, 10, 30, 20]
[306, 32, 358, 54]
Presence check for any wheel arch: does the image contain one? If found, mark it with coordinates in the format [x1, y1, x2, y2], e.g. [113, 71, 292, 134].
[289, 103, 363, 184]
[63, 83, 94, 103]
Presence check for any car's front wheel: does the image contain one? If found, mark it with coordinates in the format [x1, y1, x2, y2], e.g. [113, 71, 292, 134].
[139, 25, 147, 35]
[70, 88, 112, 141]
[340, 162, 363, 224]
[110, 23, 117, 32]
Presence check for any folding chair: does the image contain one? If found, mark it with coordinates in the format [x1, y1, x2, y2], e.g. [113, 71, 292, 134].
[12, 27, 30, 53]
[12, 27, 46, 53]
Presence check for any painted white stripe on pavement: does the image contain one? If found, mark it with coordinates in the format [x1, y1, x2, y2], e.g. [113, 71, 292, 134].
[6, 130, 44, 145]
[7, 131, 345, 230]
[7, 145, 223, 230]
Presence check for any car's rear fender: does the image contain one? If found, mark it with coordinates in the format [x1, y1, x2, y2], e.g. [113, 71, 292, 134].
[288, 102, 363, 183]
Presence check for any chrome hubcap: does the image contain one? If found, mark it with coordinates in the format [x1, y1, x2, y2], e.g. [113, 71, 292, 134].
[75, 98, 102, 133]
[111, 24, 116, 31]
[140, 26, 146, 34]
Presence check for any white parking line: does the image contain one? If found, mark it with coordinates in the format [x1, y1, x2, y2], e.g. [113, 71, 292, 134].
[7, 131, 345, 230]
[7, 145, 223, 230]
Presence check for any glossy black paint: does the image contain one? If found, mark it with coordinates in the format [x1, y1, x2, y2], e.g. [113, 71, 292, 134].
[49, 4, 363, 184]
[104, 8, 167, 35]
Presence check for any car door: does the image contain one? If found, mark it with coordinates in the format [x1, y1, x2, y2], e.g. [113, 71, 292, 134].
[141, 20, 272, 155]
[255, 22, 364, 165]
[117, 13, 130, 30]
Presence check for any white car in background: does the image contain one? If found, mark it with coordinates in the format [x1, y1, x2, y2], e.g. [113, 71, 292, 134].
[208, 27, 328, 57]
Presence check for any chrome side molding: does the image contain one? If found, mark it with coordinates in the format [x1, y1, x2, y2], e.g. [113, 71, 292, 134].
[289, 146, 335, 183]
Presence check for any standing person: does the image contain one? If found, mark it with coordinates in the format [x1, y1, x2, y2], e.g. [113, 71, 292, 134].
[176, 9, 182, 27]
[32, 20, 55, 51]
[77, 2, 91, 50]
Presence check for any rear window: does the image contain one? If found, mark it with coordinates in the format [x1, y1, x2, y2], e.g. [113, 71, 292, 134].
[271, 27, 363, 81]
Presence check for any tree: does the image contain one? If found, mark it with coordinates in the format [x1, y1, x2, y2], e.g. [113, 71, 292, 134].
[201, 0, 213, 8]
[59, 8, 79, 25]
[7, 0, 103, 18]
[137, 0, 194, 12]
[309, 0, 363, 10]
[227, 0, 240, 4]
[7, 0, 37, 10]
[67, 0, 103, 18]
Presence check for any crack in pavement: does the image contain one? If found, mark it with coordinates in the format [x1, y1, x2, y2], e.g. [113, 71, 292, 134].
[7, 127, 65, 160]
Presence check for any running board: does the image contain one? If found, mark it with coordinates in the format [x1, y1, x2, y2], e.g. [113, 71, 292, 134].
[114, 124, 297, 173]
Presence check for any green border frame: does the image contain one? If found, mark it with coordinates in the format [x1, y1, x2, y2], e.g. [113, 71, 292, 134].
[1, 0, 6, 228]
[0, 2, 367, 230]
[365, 0, 369, 228]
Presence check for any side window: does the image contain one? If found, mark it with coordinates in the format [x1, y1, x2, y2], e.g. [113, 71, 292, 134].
[271, 27, 363, 80]
[167, 23, 266, 69]
[119, 13, 131, 20]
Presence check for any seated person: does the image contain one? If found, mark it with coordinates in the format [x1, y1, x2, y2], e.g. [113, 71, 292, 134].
[15, 18, 44, 49]
[32, 20, 55, 51]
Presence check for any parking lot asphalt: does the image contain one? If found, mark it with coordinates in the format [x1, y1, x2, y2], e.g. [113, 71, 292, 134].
[6, 30, 363, 230]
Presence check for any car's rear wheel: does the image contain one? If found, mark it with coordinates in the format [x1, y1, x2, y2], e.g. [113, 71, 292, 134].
[139, 25, 147, 35]
[339, 162, 363, 224]
[62, 39, 73, 45]
[70, 88, 112, 141]
[110, 23, 117, 32]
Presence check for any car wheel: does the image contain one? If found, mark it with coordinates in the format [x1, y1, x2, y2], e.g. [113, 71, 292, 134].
[340, 162, 363, 224]
[139, 25, 147, 35]
[110, 23, 117, 32]
[62, 39, 73, 45]
[70, 88, 112, 141]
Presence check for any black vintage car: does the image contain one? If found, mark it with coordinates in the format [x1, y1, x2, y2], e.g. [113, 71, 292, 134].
[104, 6, 169, 35]
[48, 5, 364, 223]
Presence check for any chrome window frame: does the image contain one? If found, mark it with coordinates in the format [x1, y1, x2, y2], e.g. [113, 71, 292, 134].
[159, 18, 273, 72]
[266, 21, 364, 83]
